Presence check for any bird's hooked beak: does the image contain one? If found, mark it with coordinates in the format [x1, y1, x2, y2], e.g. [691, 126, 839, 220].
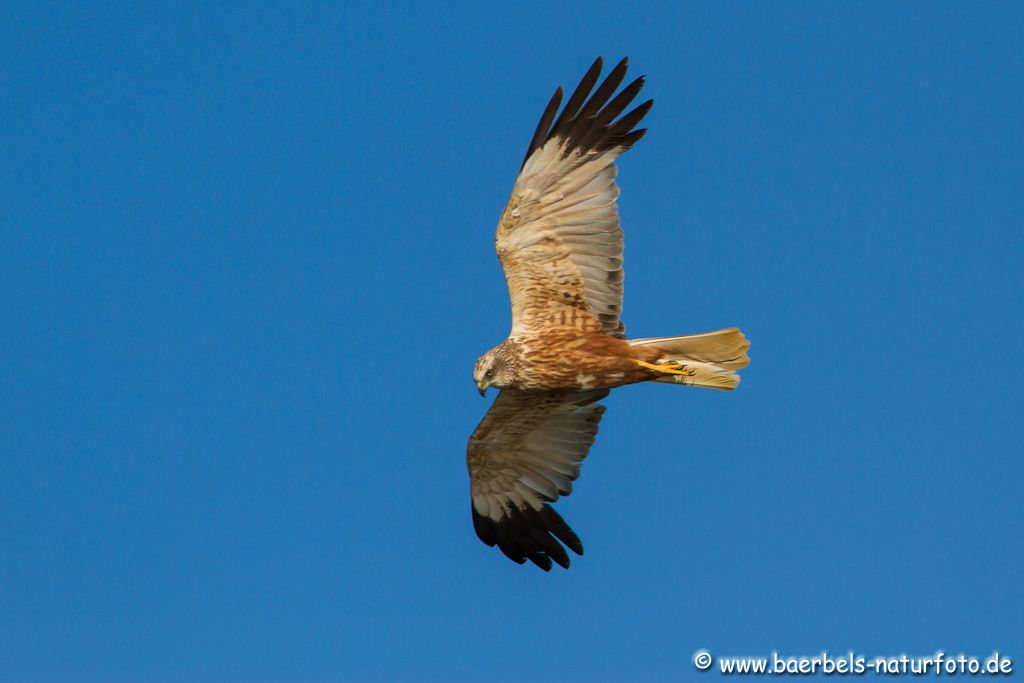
[476, 381, 487, 397]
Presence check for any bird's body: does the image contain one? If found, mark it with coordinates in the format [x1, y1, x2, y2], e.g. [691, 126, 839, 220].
[479, 332, 647, 392]
[465, 57, 750, 570]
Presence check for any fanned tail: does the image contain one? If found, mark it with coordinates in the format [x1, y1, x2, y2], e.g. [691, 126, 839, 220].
[629, 327, 750, 390]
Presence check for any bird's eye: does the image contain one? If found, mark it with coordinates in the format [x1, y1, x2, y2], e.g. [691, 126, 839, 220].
[485, 369, 494, 377]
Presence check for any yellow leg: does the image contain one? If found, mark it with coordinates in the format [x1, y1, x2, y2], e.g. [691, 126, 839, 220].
[634, 359, 696, 377]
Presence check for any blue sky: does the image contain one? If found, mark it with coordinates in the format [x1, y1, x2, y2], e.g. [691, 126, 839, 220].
[2, 2, 1022, 681]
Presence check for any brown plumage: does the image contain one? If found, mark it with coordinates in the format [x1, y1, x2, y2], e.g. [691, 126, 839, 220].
[467, 57, 750, 571]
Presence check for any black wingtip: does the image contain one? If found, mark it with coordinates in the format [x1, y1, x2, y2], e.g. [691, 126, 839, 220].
[522, 86, 563, 170]
[519, 56, 652, 170]
[472, 502, 584, 571]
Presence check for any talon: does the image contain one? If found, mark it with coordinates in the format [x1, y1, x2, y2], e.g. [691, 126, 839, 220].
[634, 359, 693, 376]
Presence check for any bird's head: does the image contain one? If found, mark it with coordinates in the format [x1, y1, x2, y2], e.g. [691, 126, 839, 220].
[474, 346, 512, 396]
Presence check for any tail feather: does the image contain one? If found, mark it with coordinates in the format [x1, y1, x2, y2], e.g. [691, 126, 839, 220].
[629, 327, 750, 390]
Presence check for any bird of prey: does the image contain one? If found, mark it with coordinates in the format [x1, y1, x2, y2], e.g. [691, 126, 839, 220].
[467, 57, 750, 570]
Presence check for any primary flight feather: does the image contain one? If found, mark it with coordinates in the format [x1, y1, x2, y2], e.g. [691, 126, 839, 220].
[467, 57, 750, 571]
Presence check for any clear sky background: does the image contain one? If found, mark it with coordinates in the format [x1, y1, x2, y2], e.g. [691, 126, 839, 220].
[2, 2, 1022, 681]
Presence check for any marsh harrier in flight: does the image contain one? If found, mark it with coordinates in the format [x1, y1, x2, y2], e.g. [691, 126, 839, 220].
[468, 57, 750, 570]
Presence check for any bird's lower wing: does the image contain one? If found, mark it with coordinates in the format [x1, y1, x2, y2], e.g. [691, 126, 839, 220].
[466, 388, 609, 570]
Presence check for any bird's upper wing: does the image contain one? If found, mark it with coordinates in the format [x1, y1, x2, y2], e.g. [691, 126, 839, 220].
[496, 57, 652, 339]
[466, 388, 609, 570]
